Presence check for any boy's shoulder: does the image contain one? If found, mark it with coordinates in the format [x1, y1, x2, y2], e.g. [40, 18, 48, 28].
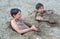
[44, 10, 55, 14]
[11, 19, 17, 24]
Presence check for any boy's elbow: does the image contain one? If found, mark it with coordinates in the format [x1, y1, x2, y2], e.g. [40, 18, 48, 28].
[17, 30, 25, 35]
[19, 32, 24, 35]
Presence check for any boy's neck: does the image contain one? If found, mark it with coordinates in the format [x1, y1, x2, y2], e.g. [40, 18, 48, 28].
[13, 18, 19, 22]
[38, 10, 46, 14]
[38, 12, 44, 14]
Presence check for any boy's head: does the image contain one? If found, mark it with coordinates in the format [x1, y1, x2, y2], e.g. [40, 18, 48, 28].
[36, 3, 44, 13]
[10, 8, 21, 20]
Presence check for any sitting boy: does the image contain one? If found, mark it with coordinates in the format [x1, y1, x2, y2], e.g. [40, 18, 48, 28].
[35, 3, 56, 24]
[10, 8, 38, 35]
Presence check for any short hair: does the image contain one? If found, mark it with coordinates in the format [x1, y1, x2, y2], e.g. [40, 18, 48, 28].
[36, 3, 43, 10]
[10, 8, 21, 17]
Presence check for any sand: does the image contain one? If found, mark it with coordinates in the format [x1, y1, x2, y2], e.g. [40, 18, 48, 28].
[0, 0, 60, 39]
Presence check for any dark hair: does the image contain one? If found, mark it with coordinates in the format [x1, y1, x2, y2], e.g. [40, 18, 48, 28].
[10, 8, 21, 17]
[36, 3, 43, 10]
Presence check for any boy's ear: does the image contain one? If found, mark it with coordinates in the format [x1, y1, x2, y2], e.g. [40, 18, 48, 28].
[13, 15, 15, 17]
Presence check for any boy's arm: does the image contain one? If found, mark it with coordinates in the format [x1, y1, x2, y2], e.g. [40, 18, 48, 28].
[35, 16, 56, 24]
[35, 16, 49, 22]
[46, 10, 54, 15]
[21, 18, 32, 27]
[35, 12, 49, 22]
[11, 20, 33, 35]
[24, 21, 32, 27]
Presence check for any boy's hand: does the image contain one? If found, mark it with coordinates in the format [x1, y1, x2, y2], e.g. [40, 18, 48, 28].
[30, 25, 38, 31]
[36, 16, 44, 20]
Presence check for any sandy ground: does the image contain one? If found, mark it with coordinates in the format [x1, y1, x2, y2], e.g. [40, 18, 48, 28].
[0, 0, 60, 39]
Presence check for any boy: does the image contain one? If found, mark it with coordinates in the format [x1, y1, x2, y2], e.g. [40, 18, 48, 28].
[10, 8, 38, 35]
[35, 3, 56, 24]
